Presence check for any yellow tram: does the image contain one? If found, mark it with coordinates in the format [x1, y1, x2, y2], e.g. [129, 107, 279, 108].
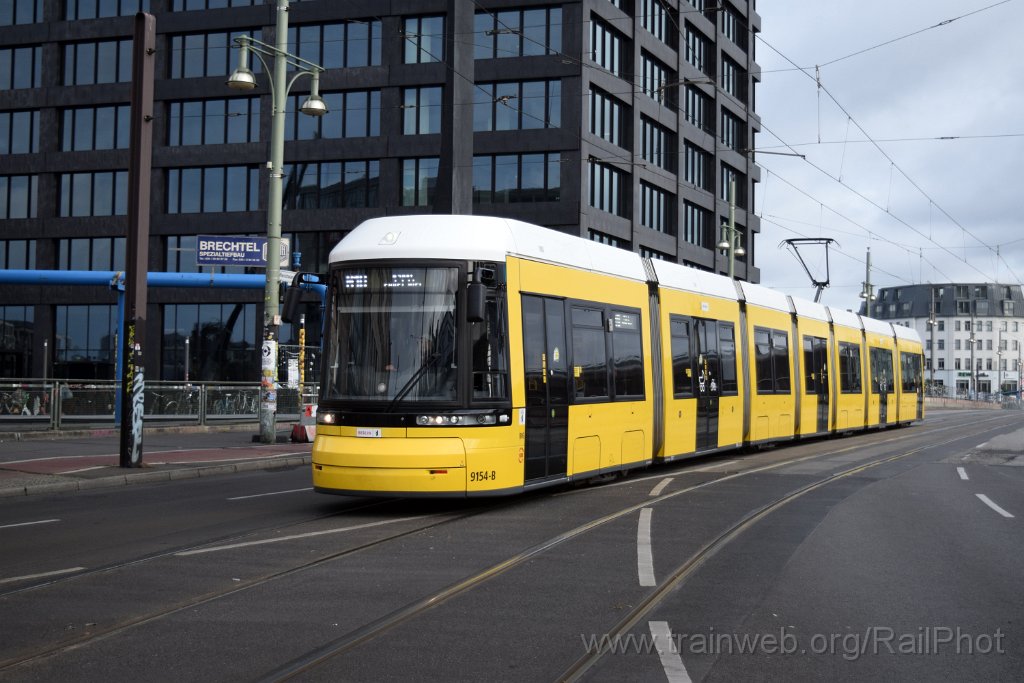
[312, 216, 924, 497]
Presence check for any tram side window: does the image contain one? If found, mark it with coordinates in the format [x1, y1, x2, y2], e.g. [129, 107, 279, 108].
[718, 322, 737, 395]
[870, 347, 894, 394]
[571, 306, 608, 400]
[900, 351, 921, 392]
[470, 288, 508, 400]
[670, 316, 693, 397]
[754, 328, 773, 393]
[611, 310, 644, 399]
[838, 342, 862, 393]
[803, 336, 817, 394]
[754, 326, 789, 394]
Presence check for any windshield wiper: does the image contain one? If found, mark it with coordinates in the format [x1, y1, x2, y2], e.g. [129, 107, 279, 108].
[385, 352, 441, 412]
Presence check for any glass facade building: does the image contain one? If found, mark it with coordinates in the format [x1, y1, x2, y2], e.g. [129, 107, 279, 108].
[0, 0, 761, 381]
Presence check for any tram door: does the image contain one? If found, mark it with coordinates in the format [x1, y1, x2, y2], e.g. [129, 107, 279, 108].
[694, 319, 721, 451]
[521, 296, 569, 482]
[808, 336, 829, 433]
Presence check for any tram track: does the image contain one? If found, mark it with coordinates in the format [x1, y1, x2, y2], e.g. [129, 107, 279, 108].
[258, 412, 1016, 681]
[0, 412, 1010, 678]
[0, 499, 504, 673]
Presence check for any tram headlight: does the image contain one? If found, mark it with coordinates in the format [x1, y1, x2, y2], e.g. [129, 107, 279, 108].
[317, 411, 338, 425]
[415, 412, 501, 426]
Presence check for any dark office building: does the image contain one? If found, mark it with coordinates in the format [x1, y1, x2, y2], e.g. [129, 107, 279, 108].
[0, 0, 762, 381]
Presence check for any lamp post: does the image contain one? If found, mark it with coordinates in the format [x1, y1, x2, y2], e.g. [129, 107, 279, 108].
[717, 179, 745, 279]
[227, 0, 327, 443]
[968, 329, 976, 400]
[859, 247, 877, 311]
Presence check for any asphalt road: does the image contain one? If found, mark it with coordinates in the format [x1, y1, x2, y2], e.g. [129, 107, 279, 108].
[0, 410, 1021, 681]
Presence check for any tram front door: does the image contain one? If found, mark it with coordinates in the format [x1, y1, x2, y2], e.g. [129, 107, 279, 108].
[521, 295, 569, 483]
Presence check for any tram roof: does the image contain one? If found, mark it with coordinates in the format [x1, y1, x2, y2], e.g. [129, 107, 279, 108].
[330, 215, 648, 282]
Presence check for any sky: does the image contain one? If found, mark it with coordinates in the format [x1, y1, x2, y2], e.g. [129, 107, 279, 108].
[752, 0, 1024, 309]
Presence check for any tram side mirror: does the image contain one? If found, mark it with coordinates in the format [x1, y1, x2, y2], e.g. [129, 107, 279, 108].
[281, 274, 303, 324]
[467, 282, 486, 323]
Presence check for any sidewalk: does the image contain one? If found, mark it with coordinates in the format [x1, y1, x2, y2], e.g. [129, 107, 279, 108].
[0, 424, 313, 498]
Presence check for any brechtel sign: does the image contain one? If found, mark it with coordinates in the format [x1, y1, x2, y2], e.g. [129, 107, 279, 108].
[196, 235, 290, 267]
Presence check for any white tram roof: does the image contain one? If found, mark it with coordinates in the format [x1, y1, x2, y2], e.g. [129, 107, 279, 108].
[329, 215, 647, 282]
[861, 315, 895, 337]
[790, 297, 830, 323]
[892, 323, 922, 343]
[738, 281, 791, 314]
[828, 307, 863, 330]
[651, 260, 738, 301]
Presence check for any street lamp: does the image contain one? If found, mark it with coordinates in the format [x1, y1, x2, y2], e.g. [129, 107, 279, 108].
[717, 179, 745, 279]
[227, 0, 327, 443]
[968, 329, 976, 400]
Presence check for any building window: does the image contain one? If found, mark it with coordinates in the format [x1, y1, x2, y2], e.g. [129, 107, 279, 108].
[937, 320, 944, 331]
[472, 153, 560, 203]
[401, 158, 439, 206]
[169, 31, 261, 79]
[640, 0, 674, 47]
[64, 39, 132, 85]
[168, 98, 258, 146]
[588, 159, 628, 218]
[684, 23, 711, 76]
[589, 87, 624, 146]
[641, 117, 673, 172]
[0, 111, 39, 154]
[63, 105, 131, 151]
[0, 240, 36, 269]
[475, 7, 562, 59]
[403, 16, 444, 63]
[286, 90, 380, 140]
[684, 143, 710, 190]
[58, 238, 125, 271]
[55, 305, 118, 378]
[721, 3, 746, 50]
[166, 166, 259, 214]
[0, 45, 42, 89]
[59, 171, 128, 217]
[162, 303, 257, 382]
[0, 175, 38, 219]
[639, 246, 673, 261]
[2, 0, 42, 24]
[68, 0, 148, 19]
[685, 86, 712, 134]
[403, 86, 443, 135]
[0, 305, 34, 378]
[937, 339, 945, 350]
[640, 183, 673, 235]
[283, 160, 379, 210]
[589, 229, 627, 249]
[721, 56, 744, 102]
[590, 17, 623, 76]
[954, 358, 961, 370]
[288, 20, 380, 69]
[172, 0, 252, 9]
[721, 108, 744, 151]
[476, 80, 561, 131]
[683, 201, 709, 247]
[641, 52, 673, 105]
[721, 163, 746, 207]
[1004, 300, 1015, 316]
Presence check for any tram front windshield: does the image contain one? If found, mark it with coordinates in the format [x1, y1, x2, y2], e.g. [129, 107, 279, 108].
[324, 266, 460, 403]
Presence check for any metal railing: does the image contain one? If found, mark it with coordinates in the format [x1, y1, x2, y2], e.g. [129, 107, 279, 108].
[0, 380, 319, 431]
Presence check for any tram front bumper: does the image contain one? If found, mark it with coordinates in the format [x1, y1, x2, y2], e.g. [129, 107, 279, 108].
[312, 434, 467, 495]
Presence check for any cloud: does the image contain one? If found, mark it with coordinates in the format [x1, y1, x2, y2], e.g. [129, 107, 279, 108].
[755, 0, 1024, 306]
